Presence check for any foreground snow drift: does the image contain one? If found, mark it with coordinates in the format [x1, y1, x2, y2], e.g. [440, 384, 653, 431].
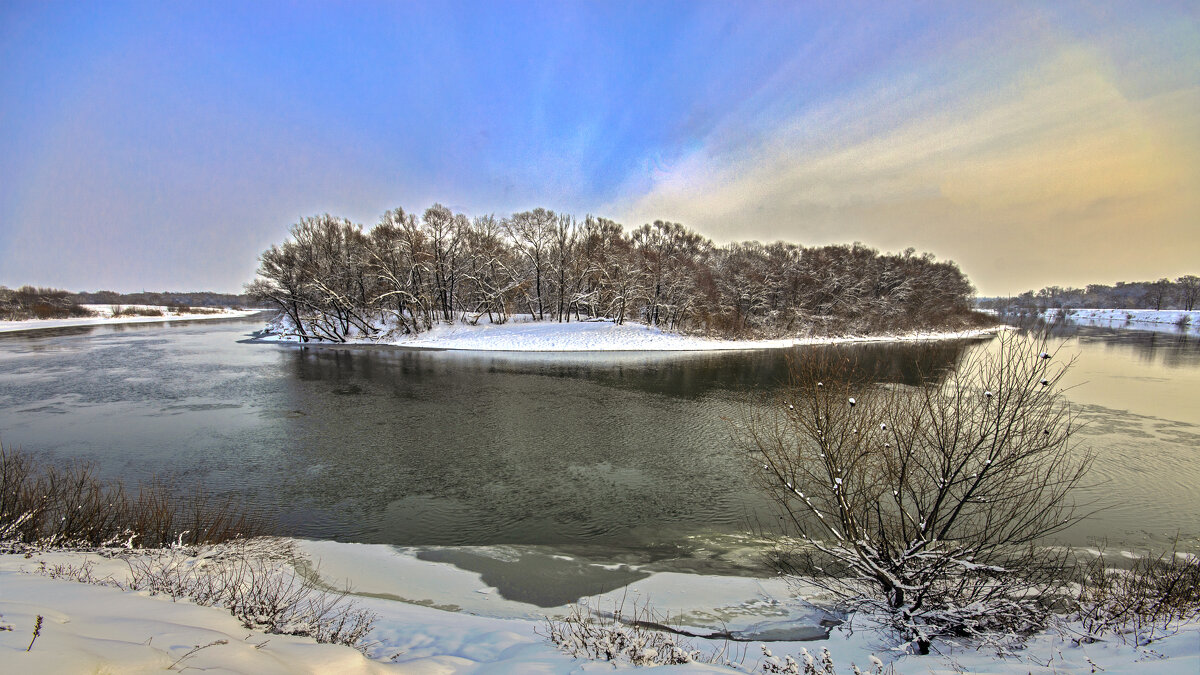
[258, 315, 997, 352]
[0, 305, 262, 334]
[3, 541, 1197, 674]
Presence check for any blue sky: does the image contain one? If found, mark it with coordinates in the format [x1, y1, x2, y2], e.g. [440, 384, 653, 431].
[2, 1, 1197, 294]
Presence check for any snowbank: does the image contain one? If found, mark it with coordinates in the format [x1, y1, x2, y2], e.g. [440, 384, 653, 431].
[3, 541, 1196, 674]
[0, 305, 263, 334]
[258, 314, 998, 352]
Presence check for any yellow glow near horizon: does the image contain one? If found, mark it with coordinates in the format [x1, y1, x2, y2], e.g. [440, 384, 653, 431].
[616, 47, 1199, 296]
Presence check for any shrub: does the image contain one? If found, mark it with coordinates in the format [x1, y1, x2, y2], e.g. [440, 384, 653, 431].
[1073, 547, 1200, 645]
[0, 286, 93, 321]
[541, 596, 743, 667]
[0, 444, 266, 549]
[32, 539, 376, 650]
[735, 333, 1091, 653]
[760, 645, 889, 675]
[111, 305, 165, 317]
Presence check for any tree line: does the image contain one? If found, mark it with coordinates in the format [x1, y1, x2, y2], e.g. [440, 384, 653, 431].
[247, 205, 987, 343]
[73, 290, 264, 309]
[0, 286, 94, 321]
[982, 276, 1200, 314]
[0, 286, 264, 321]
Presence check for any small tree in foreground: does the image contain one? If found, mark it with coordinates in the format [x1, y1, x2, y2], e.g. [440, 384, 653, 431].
[736, 333, 1092, 653]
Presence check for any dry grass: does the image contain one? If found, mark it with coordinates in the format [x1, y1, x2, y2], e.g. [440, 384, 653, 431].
[541, 595, 747, 668]
[1073, 547, 1200, 645]
[111, 305, 165, 317]
[33, 539, 376, 650]
[0, 444, 267, 549]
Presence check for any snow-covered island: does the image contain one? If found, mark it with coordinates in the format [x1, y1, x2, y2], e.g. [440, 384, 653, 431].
[255, 313, 1001, 352]
[0, 304, 263, 334]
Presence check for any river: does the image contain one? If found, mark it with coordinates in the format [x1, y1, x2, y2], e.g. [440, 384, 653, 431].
[0, 315, 1197, 585]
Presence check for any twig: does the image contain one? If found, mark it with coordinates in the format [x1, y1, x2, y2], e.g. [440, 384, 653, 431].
[26, 615, 43, 651]
[167, 639, 228, 670]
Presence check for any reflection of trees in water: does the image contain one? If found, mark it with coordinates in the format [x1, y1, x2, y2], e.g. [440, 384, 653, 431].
[0, 324, 98, 341]
[282, 339, 981, 402]
[270, 340, 983, 546]
[1007, 318, 1200, 370]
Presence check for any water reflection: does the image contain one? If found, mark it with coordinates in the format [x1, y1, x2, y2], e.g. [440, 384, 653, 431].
[281, 338, 978, 400]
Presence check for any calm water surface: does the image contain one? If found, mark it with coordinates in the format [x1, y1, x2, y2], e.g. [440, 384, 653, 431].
[1, 317, 1197, 570]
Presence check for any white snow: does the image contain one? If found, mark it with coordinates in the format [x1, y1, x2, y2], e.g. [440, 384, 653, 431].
[258, 314, 998, 352]
[3, 540, 1196, 674]
[1044, 308, 1199, 334]
[0, 305, 263, 334]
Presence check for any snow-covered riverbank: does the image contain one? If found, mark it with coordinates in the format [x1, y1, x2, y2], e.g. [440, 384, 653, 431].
[1044, 308, 1199, 326]
[1039, 308, 1199, 336]
[257, 314, 999, 351]
[3, 540, 1195, 674]
[0, 305, 264, 334]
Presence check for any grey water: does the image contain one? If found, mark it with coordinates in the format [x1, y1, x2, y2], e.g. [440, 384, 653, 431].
[1, 316, 1198, 578]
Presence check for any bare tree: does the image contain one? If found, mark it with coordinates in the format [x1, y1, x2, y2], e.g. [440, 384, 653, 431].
[1176, 275, 1199, 312]
[367, 207, 431, 334]
[1143, 278, 1173, 311]
[505, 208, 557, 320]
[461, 214, 521, 324]
[735, 333, 1091, 653]
[423, 204, 465, 321]
[549, 213, 579, 322]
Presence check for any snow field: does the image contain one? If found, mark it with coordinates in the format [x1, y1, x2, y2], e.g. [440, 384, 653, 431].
[3, 541, 1197, 674]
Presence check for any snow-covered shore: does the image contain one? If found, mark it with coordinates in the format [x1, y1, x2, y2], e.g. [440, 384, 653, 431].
[1044, 307, 1198, 327]
[3, 541, 1196, 674]
[0, 305, 264, 334]
[257, 314, 999, 352]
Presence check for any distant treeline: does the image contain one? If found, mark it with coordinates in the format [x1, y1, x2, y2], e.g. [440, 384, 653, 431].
[980, 276, 1199, 313]
[247, 206, 990, 343]
[0, 286, 94, 321]
[73, 290, 264, 309]
[0, 286, 264, 321]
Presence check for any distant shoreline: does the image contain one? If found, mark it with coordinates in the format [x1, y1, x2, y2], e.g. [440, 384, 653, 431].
[0, 306, 267, 335]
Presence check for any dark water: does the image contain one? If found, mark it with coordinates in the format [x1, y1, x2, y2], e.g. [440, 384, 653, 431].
[0, 316, 1197, 564]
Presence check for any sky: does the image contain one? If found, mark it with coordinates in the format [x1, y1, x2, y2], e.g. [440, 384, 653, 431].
[1, 1, 1197, 296]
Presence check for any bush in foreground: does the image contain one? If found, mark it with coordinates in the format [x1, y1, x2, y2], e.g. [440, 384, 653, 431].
[735, 333, 1092, 653]
[32, 538, 376, 650]
[1072, 546, 1200, 645]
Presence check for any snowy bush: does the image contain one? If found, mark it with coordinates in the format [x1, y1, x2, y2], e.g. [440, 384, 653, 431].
[760, 645, 889, 675]
[541, 597, 742, 667]
[736, 333, 1090, 653]
[29, 538, 376, 650]
[1072, 547, 1200, 645]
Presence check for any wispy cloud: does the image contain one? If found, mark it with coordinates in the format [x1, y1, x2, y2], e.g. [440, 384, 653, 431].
[615, 42, 1200, 295]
